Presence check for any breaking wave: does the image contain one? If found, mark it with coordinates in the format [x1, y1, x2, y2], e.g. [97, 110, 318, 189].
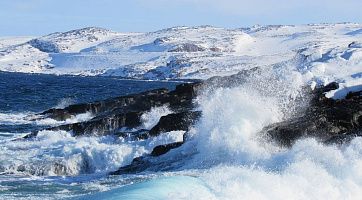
[0, 130, 184, 176]
[126, 67, 362, 200]
[0, 112, 93, 126]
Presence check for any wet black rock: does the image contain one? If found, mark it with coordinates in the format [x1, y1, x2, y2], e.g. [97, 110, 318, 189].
[110, 141, 185, 175]
[149, 111, 201, 136]
[41, 82, 202, 120]
[110, 157, 151, 175]
[51, 111, 142, 136]
[265, 82, 362, 147]
[27, 82, 203, 137]
[40, 88, 170, 121]
[151, 142, 184, 156]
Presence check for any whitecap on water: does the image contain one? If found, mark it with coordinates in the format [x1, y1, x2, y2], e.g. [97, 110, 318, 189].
[0, 111, 93, 127]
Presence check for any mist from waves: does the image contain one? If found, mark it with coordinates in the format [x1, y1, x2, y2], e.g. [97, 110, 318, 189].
[132, 66, 362, 200]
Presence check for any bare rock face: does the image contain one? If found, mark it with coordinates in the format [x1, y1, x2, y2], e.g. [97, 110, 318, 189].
[150, 142, 184, 156]
[50, 111, 142, 136]
[110, 141, 185, 175]
[149, 111, 201, 137]
[265, 82, 362, 147]
[26, 82, 203, 137]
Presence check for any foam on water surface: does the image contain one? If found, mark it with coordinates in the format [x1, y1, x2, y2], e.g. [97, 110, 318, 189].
[0, 129, 184, 176]
[79, 176, 213, 200]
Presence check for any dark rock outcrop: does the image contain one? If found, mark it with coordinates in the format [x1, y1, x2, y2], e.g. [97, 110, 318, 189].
[41, 83, 201, 121]
[27, 82, 203, 137]
[151, 142, 184, 156]
[265, 82, 362, 147]
[149, 111, 201, 136]
[110, 142, 184, 175]
[51, 111, 142, 136]
[111, 111, 201, 141]
[110, 157, 151, 175]
[40, 88, 170, 121]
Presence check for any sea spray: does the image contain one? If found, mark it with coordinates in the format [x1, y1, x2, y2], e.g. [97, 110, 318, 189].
[55, 98, 75, 109]
[186, 65, 307, 164]
[0, 130, 184, 176]
[193, 86, 282, 162]
[196, 137, 362, 200]
[140, 105, 172, 130]
[169, 67, 362, 199]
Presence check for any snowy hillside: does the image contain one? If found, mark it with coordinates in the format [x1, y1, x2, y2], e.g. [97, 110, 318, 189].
[1, 23, 362, 90]
[0, 36, 34, 49]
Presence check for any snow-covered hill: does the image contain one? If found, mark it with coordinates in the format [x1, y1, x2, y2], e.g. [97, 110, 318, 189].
[1, 24, 362, 92]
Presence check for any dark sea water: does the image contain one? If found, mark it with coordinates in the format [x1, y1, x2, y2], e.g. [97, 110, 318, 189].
[0, 72, 181, 135]
[0, 72, 181, 113]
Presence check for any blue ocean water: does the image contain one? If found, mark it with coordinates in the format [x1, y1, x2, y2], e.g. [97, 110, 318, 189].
[0, 72, 182, 113]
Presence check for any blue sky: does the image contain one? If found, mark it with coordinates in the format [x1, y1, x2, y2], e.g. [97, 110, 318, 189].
[0, 0, 361, 36]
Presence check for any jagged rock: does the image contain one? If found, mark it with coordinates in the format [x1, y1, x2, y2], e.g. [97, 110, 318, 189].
[26, 82, 203, 138]
[265, 82, 362, 147]
[51, 111, 142, 136]
[151, 142, 183, 156]
[149, 111, 201, 136]
[111, 142, 184, 175]
[110, 157, 151, 175]
[39, 88, 170, 120]
[41, 82, 202, 121]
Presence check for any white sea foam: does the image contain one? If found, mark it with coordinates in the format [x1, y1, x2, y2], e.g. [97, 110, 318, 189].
[194, 137, 362, 200]
[140, 105, 172, 129]
[0, 112, 93, 126]
[0, 112, 33, 125]
[187, 66, 306, 165]
[0, 130, 184, 176]
[192, 86, 282, 162]
[35, 112, 94, 126]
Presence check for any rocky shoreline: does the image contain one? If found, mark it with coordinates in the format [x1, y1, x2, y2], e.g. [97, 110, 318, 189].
[264, 82, 362, 147]
[24, 73, 362, 175]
